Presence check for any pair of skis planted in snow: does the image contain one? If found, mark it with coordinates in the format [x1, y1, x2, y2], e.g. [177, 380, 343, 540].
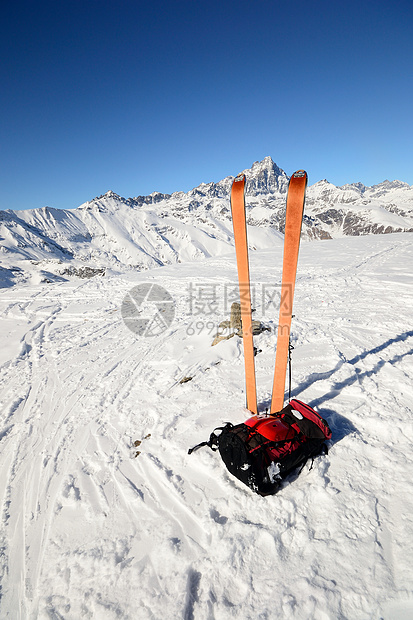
[230, 169, 308, 415]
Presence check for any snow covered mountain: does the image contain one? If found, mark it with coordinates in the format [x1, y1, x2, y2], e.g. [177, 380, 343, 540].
[1, 156, 412, 287]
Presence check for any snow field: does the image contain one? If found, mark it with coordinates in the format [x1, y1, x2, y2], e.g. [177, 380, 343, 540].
[0, 234, 412, 619]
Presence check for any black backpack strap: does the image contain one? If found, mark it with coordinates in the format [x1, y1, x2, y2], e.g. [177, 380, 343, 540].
[188, 439, 215, 454]
[188, 424, 233, 455]
[298, 442, 329, 474]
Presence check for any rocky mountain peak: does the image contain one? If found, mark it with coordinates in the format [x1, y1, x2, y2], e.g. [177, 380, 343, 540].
[241, 157, 289, 195]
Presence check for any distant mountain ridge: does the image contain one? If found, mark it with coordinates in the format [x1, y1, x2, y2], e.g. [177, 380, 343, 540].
[1, 157, 412, 287]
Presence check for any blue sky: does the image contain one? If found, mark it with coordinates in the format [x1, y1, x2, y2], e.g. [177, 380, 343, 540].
[1, 0, 412, 210]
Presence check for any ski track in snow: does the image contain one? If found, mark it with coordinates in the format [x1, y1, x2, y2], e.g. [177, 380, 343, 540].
[0, 234, 412, 619]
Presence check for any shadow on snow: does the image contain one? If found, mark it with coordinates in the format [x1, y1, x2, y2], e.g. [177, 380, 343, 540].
[292, 329, 413, 407]
[288, 330, 413, 446]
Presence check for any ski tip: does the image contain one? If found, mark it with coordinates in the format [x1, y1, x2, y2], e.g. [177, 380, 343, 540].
[292, 170, 307, 179]
[233, 173, 246, 184]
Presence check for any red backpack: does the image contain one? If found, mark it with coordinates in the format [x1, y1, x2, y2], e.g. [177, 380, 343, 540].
[189, 399, 332, 496]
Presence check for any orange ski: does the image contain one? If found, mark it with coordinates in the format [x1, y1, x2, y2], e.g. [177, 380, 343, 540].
[270, 170, 308, 414]
[231, 173, 258, 415]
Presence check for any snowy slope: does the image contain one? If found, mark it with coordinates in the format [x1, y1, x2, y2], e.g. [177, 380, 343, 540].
[1, 157, 412, 288]
[1, 233, 412, 619]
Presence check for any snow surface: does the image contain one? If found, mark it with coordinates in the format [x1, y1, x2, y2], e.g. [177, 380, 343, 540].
[1, 233, 413, 619]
